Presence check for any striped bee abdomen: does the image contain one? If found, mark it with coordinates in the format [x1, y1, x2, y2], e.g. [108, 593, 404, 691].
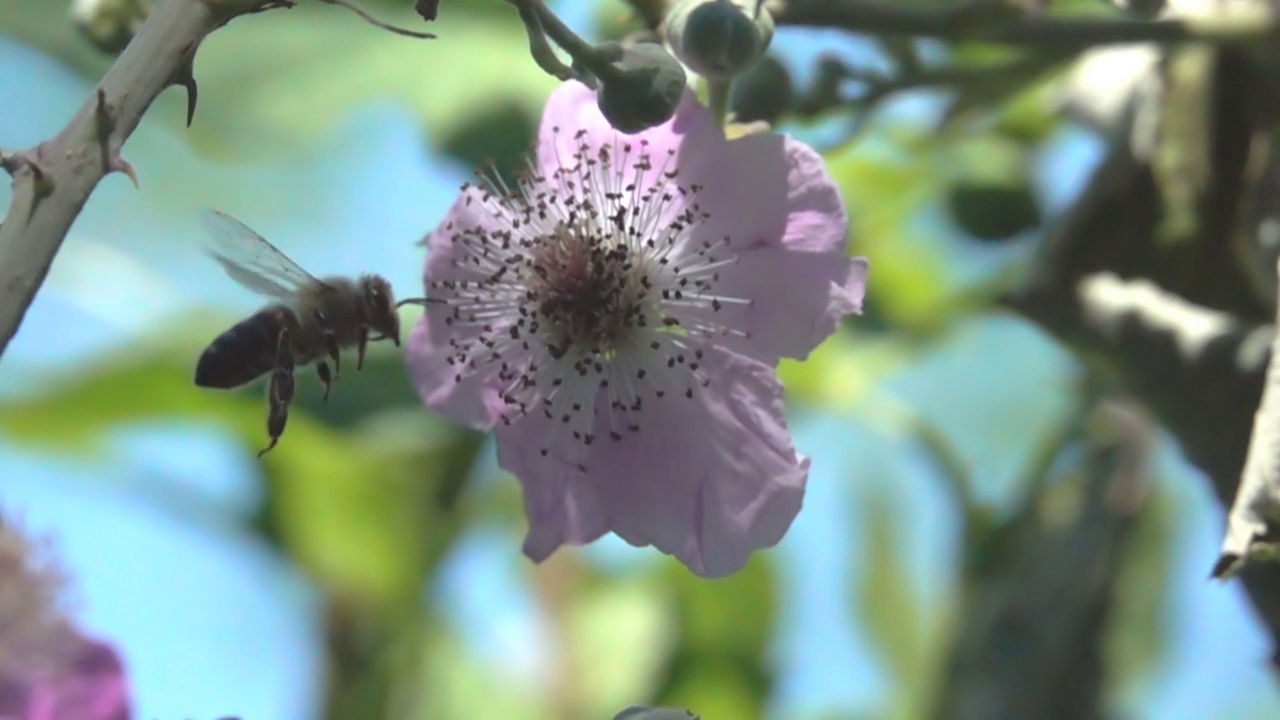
[195, 306, 296, 389]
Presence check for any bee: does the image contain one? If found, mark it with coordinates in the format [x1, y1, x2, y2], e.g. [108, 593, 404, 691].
[194, 209, 437, 457]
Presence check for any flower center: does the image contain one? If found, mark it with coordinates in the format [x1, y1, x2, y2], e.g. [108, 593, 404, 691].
[433, 132, 752, 465]
[528, 225, 644, 360]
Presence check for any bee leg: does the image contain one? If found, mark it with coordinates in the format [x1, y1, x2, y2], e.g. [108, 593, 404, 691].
[357, 327, 369, 371]
[257, 326, 296, 458]
[316, 361, 333, 402]
[326, 334, 342, 380]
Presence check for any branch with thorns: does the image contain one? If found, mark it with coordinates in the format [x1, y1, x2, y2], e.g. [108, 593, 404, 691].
[0, 0, 435, 362]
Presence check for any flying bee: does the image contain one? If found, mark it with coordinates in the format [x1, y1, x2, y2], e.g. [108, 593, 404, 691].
[194, 209, 437, 457]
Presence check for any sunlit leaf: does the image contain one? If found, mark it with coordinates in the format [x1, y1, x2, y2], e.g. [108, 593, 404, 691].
[665, 556, 776, 659]
[1153, 45, 1213, 244]
[1, 0, 558, 161]
[416, 626, 550, 720]
[829, 147, 955, 332]
[278, 347, 425, 430]
[649, 557, 777, 716]
[0, 0, 111, 79]
[651, 661, 758, 720]
[777, 330, 916, 414]
[0, 319, 481, 608]
[992, 80, 1062, 145]
[568, 576, 671, 717]
[854, 484, 939, 717]
[188, 0, 557, 160]
[0, 324, 262, 453]
[1103, 482, 1175, 697]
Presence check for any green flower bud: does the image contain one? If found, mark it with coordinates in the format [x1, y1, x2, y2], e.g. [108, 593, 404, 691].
[946, 181, 1042, 243]
[596, 43, 688, 134]
[614, 708, 700, 720]
[665, 0, 774, 80]
[730, 54, 792, 124]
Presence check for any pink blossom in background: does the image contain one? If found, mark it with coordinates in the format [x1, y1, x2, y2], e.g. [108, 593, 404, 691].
[0, 518, 131, 720]
[406, 80, 867, 577]
[4, 638, 132, 720]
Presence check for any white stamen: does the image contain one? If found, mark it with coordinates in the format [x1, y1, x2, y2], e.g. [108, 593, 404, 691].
[432, 130, 747, 465]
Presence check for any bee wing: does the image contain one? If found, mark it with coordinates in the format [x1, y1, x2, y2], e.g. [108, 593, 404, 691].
[200, 209, 331, 300]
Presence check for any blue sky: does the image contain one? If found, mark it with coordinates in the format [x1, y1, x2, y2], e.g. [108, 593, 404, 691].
[2, 5, 1280, 719]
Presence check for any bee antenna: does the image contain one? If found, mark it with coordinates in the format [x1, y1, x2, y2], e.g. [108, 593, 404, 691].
[396, 297, 444, 308]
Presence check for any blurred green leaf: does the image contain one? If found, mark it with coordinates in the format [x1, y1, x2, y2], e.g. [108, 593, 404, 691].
[0, 0, 112, 78]
[652, 660, 759, 720]
[992, 80, 1061, 145]
[666, 556, 776, 659]
[416, 625, 550, 720]
[1, 0, 559, 161]
[1153, 45, 1214, 245]
[946, 181, 1040, 242]
[438, 97, 539, 191]
[776, 330, 915, 414]
[935, 56, 1067, 137]
[568, 577, 671, 717]
[265, 344, 423, 430]
[0, 324, 263, 453]
[188, 0, 557, 160]
[1103, 482, 1175, 698]
[650, 557, 778, 717]
[829, 147, 954, 332]
[854, 485, 938, 718]
[0, 318, 482, 609]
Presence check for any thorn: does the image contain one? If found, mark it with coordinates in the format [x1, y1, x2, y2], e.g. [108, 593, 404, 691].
[0, 150, 20, 176]
[94, 87, 114, 133]
[4, 148, 55, 219]
[27, 156, 53, 198]
[109, 156, 140, 188]
[173, 57, 198, 127]
[90, 88, 138, 188]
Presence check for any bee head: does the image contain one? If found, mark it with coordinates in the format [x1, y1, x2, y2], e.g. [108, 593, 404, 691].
[361, 275, 402, 346]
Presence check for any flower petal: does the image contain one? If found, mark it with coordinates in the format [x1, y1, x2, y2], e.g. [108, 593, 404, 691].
[676, 131, 866, 364]
[496, 423, 610, 562]
[535, 80, 719, 188]
[405, 186, 512, 430]
[698, 251, 867, 365]
[498, 344, 807, 577]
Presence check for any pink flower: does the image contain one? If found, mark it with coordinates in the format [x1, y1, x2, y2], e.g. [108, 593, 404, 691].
[1, 638, 132, 720]
[406, 80, 867, 577]
[0, 517, 131, 720]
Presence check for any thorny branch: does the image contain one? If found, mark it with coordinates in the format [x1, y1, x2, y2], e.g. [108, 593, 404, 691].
[1215, 258, 1280, 580]
[0, 0, 433, 362]
[1006, 42, 1280, 657]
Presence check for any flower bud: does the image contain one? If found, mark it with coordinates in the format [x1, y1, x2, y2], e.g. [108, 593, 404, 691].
[613, 707, 701, 720]
[665, 0, 774, 80]
[596, 43, 689, 134]
[729, 54, 792, 124]
[69, 0, 152, 54]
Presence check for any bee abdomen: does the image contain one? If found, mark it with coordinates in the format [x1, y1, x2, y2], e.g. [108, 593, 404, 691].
[195, 307, 293, 389]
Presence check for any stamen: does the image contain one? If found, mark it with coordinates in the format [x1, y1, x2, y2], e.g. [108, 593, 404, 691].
[436, 133, 751, 468]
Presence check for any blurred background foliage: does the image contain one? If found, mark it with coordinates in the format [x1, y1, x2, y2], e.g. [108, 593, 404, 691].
[3, 0, 1280, 719]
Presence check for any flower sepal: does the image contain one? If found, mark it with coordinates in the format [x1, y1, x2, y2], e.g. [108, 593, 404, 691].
[592, 42, 690, 134]
[665, 0, 774, 81]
